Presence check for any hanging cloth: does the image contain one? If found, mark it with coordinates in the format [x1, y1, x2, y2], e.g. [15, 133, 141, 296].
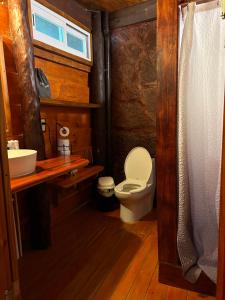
[177, 1, 225, 283]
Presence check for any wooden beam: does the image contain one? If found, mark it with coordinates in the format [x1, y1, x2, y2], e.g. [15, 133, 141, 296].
[8, 0, 45, 161]
[109, 0, 156, 30]
[156, 0, 179, 266]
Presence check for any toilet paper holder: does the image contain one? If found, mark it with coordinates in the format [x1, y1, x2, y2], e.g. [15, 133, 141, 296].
[56, 122, 71, 156]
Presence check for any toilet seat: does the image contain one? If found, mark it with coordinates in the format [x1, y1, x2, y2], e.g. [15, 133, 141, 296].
[115, 179, 147, 196]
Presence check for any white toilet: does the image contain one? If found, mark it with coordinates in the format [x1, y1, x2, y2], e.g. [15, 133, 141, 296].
[115, 147, 155, 223]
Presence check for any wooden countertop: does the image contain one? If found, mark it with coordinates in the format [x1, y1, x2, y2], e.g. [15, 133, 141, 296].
[11, 155, 89, 193]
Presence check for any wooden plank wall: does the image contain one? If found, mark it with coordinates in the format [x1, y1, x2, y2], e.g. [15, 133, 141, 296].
[0, 0, 94, 243]
[35, 55, 92, 159]
[33, 1, 93, 228]
[32, 0, 93, 160]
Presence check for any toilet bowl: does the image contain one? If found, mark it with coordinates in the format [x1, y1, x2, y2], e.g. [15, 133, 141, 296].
[115, 147, 155, 223]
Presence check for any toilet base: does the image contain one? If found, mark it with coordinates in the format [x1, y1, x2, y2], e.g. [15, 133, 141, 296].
[120, 195, 153, 224]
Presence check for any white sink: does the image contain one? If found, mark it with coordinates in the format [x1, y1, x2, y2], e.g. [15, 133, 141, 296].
[7, 149, 37, 178]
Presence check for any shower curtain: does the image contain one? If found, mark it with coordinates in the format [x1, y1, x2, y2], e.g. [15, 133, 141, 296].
[177, 1, 225, 283]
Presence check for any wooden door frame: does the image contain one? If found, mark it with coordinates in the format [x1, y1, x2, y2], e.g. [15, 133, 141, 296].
[0, 59, 20, 299]
[156, 0, 217, 295]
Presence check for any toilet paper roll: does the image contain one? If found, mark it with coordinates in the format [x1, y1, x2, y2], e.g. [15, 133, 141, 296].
[59, 127, 70, 137]
[58, 149, 71, 156]
[58, 139, 70, 147]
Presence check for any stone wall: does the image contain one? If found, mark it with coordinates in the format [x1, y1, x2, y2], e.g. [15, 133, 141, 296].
[111, 21, 157, 182]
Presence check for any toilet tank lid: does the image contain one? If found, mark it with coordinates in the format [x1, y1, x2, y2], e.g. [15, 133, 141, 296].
[124, 147, 152, 183]
[98, 176, 115, 188]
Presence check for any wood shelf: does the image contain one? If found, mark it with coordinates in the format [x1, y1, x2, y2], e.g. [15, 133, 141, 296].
[51, 165, 104, 189]
[10, 155, 89, 193]
[40, 98, 101, 109]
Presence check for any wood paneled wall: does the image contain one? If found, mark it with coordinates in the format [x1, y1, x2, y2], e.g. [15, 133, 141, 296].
[111, 20, 157, 182]
[36, 58, 90, 103]
[35, 54, 92, 159]
[0, 4, 24, 147]
[0, 0, 94, 243]
[32, 0, 92, 160]
[46, 0, 92, 29]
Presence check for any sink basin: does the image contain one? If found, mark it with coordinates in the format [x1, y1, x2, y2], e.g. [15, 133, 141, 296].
[7, 149, 37, 178]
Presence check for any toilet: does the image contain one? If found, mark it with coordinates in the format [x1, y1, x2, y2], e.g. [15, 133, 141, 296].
[115, 147, 155, 223]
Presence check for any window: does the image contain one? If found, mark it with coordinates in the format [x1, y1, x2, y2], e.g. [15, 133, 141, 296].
[31, 0, 92, 62]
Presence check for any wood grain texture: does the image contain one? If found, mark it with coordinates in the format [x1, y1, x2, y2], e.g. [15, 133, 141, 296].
[45, 0, 92, 29]
[11, 156, 89, 192]
[34, 47, 91, 72]
[35, 57, 90, 103]
[0, 5, 10, 37]
[40, 98, 101, 108]
[34, 40, 93, 67]
[159, 263, 216, 296]
[0, 61, 21, 299]
[40, 106, 92, 159]
[8, 0, 45, 160]
[19, 206, 215, 300]
[0, 7, 24, 144]
[111, 21, 157, 182]
[51, 165, 104, 188]
[156, 0, 179, 266]
[76, 0, 150, 12]
[216, 93, 225, 300]
[156, 0, 215, 296]
[33, 27, 92, 160]
[0, 37, 12, 135]
[110, 0, 156, 29]
[34, 0, 91, 32]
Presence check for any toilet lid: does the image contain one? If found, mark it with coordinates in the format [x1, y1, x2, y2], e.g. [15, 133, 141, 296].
[124, 147, 152, 182]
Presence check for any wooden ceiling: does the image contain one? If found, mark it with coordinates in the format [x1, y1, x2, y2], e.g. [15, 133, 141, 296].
[75, 0, 148, 12]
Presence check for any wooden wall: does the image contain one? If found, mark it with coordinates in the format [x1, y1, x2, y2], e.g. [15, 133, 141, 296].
[0, 4, 24, 147]
[0, 0, 94, 242]
[111, 20, 157, 182]
[33, 0, 93, 228]
[32, 0, 92, 160]
[35, 56, 92, 159]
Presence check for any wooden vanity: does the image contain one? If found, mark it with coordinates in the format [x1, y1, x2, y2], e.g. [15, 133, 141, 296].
[10, 155, 104, 257]
[11, 155, 89, 193]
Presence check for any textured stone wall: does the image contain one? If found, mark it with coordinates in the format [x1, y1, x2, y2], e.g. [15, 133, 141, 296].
[111, 21, 157, 182]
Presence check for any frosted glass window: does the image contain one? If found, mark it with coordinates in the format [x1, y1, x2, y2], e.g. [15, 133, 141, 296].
[34, 15, 64, 42]
[67, 33, 84, 53]
[31, 0, 92, 62]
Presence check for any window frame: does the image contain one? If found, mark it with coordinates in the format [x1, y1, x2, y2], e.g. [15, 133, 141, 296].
[29, 0, 93, 65]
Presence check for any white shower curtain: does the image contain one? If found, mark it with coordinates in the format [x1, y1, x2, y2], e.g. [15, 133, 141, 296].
[178, 1, 225, 283]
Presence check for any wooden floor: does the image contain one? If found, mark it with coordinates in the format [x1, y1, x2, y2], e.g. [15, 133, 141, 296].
[19, 205, 216, 300]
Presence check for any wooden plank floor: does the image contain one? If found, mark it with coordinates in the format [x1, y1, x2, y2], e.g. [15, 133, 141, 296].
[19, 205, 216, 300]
